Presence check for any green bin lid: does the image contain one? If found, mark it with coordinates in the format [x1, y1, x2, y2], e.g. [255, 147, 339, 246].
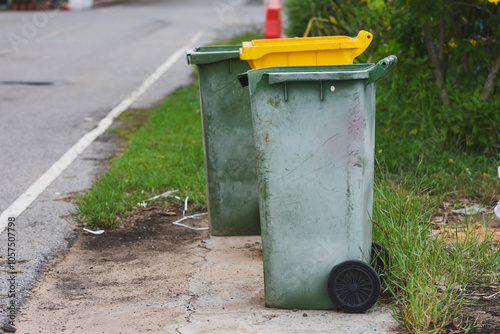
[186, 45, 242, 65]
[239, 55, 397, 94]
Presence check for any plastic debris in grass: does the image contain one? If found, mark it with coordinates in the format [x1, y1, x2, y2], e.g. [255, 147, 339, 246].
[495, 201, 500, 218]
[136, 191, 208, 230]
[172, 196, 208, 231]
[451, 204, 485, 215]
[83, 228, 105, 235]
[137, 189, 178, 208]
[173, 213, 209, 230]
[183, 196, 189, 216]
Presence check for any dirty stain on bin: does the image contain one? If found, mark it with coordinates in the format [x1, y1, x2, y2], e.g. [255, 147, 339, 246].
[243, 57, 397, 310]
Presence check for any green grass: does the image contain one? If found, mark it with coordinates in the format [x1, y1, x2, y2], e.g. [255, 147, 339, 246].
[372, 166, 500, 333]
[107, 107, 154, 145]
[77, 83, 205, 228]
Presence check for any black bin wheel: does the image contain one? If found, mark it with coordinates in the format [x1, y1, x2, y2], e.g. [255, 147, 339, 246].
[371, 242, 390, 276]
[327, 260, 381, 313]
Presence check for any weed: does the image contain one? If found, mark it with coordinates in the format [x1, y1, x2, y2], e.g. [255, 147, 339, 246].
[372, 173, 500, 333]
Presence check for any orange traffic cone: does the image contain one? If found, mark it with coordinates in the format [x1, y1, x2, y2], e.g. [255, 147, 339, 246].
[264, 0, 282, 39]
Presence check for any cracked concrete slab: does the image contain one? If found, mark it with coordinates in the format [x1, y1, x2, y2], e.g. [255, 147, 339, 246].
[170, 237, 400, 334]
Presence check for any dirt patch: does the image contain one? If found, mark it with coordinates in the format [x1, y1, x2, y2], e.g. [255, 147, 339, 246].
[16, 204, 210, 333]
[432, 222, 500, 244]
[462, 285, 500, 334]
[432, 199, 500, 232]
[431, 198, 500, 242]
[82, 203, 206, 253]
[430, 199, 500, 333]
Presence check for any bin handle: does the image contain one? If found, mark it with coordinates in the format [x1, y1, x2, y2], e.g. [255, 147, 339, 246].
[186, 51, 193, 65]
[366, 55, 397, 85]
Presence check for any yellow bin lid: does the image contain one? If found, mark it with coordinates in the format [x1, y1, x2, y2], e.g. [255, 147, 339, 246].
[240, 30, 373, 69]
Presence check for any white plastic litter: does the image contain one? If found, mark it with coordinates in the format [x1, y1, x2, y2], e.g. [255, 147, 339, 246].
[451, 204, 484, 215]
[83, 228, 105, 235]
[495, 201, 500, 218]
[172, 213, 209, 230]
[183, 197, 189, 216]
[137, 190, 178, 207]
[427, 231, 440, 238]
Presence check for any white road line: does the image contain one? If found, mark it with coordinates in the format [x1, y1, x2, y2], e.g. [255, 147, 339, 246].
[0, 29, 204, 233]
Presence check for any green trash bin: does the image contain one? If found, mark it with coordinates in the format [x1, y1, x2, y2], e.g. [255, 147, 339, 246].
[186, 46, 260, 236]
[240, 56, 397, 311]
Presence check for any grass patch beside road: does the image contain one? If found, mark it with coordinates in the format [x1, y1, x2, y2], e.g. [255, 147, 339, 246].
[77, 83, 204, 228]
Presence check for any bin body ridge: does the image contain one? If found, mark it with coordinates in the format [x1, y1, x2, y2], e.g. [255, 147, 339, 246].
[188, 46, 260, 236]
[250, 71, 376, 309]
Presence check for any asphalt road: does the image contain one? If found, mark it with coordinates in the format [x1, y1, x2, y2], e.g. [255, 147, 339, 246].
[0, 0, 263, 328]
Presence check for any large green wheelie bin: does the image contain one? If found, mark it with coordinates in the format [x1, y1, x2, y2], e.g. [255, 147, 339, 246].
[187, 46, 260, 236]
[239, 56, 397, 311]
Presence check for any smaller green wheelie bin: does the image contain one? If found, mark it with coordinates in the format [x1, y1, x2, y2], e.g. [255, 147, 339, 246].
[187, 46, 260, 236]
[239, 56, 397, 312]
